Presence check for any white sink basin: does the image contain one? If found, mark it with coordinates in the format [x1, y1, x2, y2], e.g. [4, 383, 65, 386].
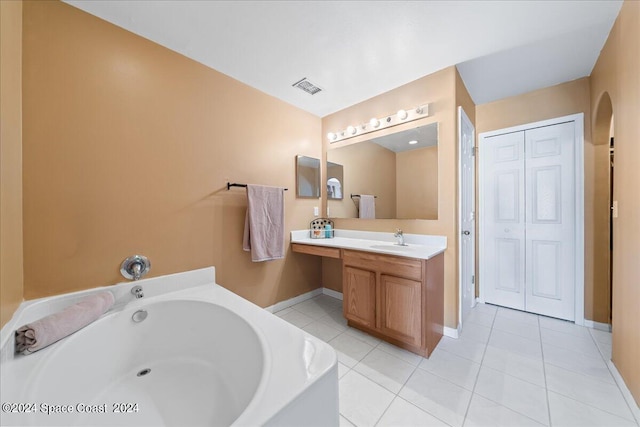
[369, 244, 413, 251]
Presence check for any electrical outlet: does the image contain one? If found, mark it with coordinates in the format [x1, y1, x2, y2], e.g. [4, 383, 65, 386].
[313, 206, 319, 217]
[612, 201, 618, 218]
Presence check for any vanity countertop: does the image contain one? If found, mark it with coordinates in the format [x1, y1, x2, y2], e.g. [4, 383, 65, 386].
[291, 229, 446, 260]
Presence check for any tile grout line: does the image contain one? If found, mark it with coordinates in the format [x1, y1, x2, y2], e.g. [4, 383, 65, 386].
[376, 355, 456, 427]
[539, 315, 553, 427]
[547, 389, 640, 424]
[468, 309, 553, 426]
[340, 412, 358, 427]
[461, 308, 497, 424]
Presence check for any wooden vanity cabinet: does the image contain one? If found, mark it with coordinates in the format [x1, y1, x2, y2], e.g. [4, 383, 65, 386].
[342, 249, 444, 357]
[343, 266, 376, 329]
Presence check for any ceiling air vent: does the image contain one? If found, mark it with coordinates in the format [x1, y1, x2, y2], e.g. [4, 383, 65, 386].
[292, 78, 322, 95]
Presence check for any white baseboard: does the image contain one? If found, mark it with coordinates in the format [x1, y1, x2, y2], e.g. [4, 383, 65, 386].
[444, 325, 461, 339]
[322, 288, 343, 300]
[265, 287, 344, 313]
[584, 319, 612, 332]
[607, 360, 640, 423]
[265, 288, 323, 313]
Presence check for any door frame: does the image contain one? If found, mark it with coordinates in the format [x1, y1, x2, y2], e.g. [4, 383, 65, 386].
[478, 113, 585, 325]
[458, 106, 476, 328]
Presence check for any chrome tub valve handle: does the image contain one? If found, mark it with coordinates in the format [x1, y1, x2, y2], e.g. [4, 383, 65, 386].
[121, 255, 151, 281]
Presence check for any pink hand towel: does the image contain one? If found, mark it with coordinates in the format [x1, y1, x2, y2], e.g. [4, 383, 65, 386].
[15, 291, 115, 354]
[242, 184, 285, 262]
[359, 195, 376, 219]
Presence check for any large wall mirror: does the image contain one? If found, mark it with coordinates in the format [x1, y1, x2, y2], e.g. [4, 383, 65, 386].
[326, 122, 438, 219]
[296, 155, 321, 198]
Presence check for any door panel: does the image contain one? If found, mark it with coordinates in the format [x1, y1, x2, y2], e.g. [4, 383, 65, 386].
[496, 170, 520, 221]
[343, 267, 376, 328]
[380, 274, 421, 347]
[532, 166, 562, 223]
[495, 238, 521, 292]
[530, 240, 562, 299]
[525, 122, 575, 320]
[481, 131, 526, 310]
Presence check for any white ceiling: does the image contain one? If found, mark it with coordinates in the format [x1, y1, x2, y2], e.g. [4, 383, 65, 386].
[65, 1, 622, 117]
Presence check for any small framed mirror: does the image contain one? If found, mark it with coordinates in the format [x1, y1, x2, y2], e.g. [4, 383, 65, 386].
[327, 162, 344, 200]
[296, 155, 321, 198]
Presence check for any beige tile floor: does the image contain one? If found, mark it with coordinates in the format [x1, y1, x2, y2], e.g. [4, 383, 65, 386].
[276, 294, 639, 427]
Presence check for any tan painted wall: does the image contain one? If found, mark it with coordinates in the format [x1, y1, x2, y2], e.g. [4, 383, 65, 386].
[455, 69, 477, 129]
[476, 78, 591, 134]
[590, 0, 640, 405]
[21, 1, 322, 306]
[475, 78, 603, 321]
[327, 141, 396, 219]
[0, 0, 24, 328]
[322, 67, 461, 328]
[322, 257, 343, 292]
[396, 146, 438, 219]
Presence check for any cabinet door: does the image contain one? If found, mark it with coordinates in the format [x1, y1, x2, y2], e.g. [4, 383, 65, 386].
[343, 267, 376, 328]
[380, 275, 422, 347]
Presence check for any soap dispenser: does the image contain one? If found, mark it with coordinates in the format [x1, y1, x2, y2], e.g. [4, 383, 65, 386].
[325, 223, 332, 238]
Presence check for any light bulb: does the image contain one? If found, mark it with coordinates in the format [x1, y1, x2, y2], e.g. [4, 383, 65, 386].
[409, 140, 418, 145]
[347, 125, 357, 135]
[397, 109, 408, 120]
[370, 118, 380, 128]
[327, 132, 337, 141]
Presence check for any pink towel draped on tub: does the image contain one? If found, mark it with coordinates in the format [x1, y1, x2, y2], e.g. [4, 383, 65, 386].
[15, 291, 115, 354]
[242, 184, 286, 262]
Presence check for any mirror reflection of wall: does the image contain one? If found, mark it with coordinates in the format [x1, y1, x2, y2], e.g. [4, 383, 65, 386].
[327, 162, 344, 200]
[326, 123, 438, 219]
[296, 155, 321, 198]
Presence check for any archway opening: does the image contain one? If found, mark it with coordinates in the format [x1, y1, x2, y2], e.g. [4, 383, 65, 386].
[593, 92, 614, 325]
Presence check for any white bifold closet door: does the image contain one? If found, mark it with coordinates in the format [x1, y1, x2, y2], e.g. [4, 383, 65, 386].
[482, 122, 575, 321]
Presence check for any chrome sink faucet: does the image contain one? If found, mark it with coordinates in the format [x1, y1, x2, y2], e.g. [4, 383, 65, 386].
[394, 229, 407, 246]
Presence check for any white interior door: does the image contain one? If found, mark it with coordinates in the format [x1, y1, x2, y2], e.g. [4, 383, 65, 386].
[480, 120, 578, 321]
[480, 131, 526, 310]
[524, 122, 576, 320]
[458, 107, 476, 325]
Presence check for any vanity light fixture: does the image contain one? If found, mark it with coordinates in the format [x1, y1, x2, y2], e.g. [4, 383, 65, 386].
[327, 103, 429, 143]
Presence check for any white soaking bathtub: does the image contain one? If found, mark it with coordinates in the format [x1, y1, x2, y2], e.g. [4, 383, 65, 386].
[0, 267, 339, 427]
